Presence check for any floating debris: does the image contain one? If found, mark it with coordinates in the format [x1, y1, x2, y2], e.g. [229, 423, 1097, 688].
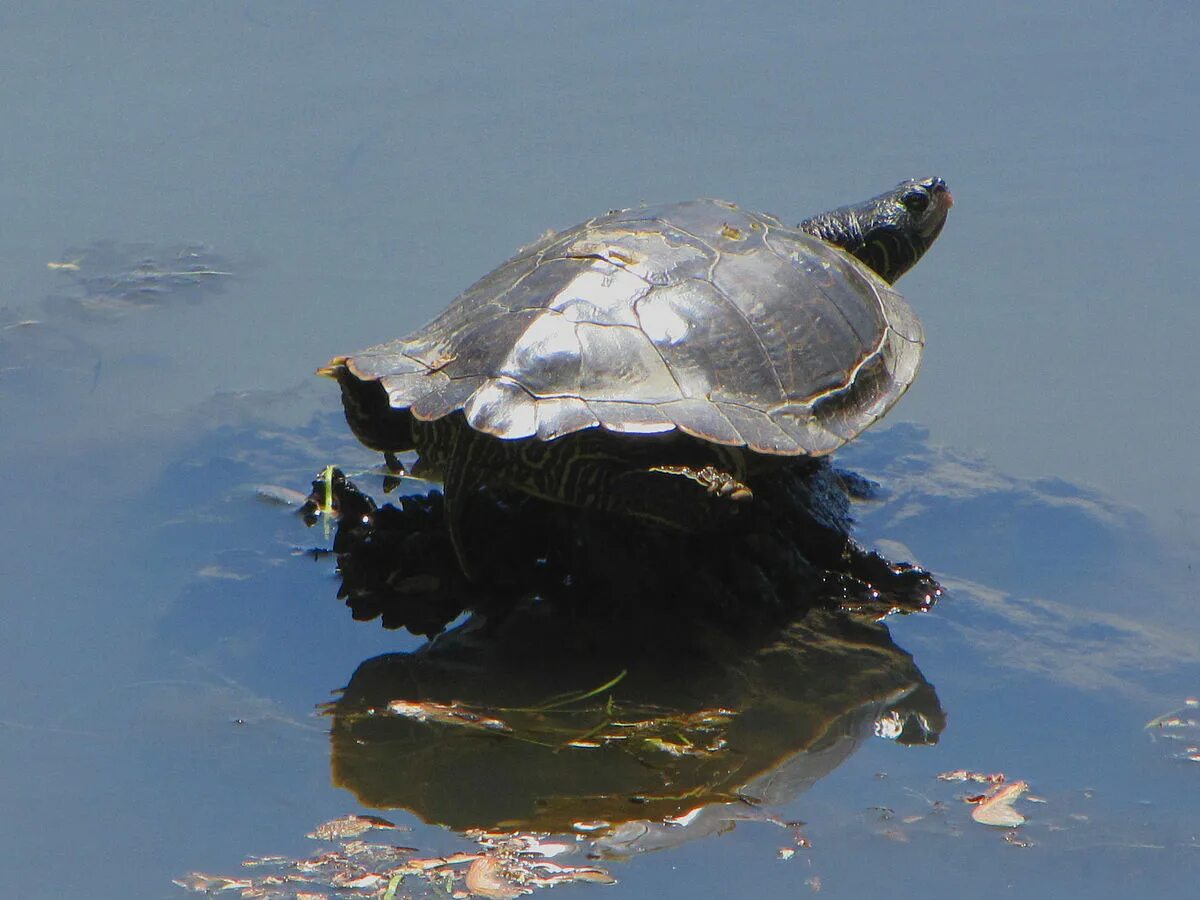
[177, 817, 616, 897]
[1003, 830, 1035, 848]
[937, 769, 1006, 785]
[307, 813, 401, 841]
[467, 833, 573, 859]
[331, 870, 386, 890]
[931, 770, 1035, 832]
[466, 855, 531, 899]
[172, 872, 252, 893]
[1146, 699, 1200, 763]
[640, 736, 713, 758]
[571, 821, 611, 834]
[968, 780, 1030, 828]
[387, 699, 513, 733]
[240, 856, 290, 868]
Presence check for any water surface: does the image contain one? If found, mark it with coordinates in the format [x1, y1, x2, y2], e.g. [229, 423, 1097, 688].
[2, 3, 1197, 898]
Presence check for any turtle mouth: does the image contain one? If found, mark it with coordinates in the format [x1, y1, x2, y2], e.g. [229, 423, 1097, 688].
[917, 178, 953, 241]
[928, 177, 953, 210]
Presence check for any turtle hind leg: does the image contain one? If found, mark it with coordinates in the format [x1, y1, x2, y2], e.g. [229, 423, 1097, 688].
[648, 464, 754, 502]
[574, 461, 755, 532]
[499, 436, 755, 531]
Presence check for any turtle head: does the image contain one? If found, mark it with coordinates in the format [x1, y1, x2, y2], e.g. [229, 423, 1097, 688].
[799, 177, 952, 284]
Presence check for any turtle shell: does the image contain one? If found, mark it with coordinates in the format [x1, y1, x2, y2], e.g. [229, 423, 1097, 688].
[337, 199, 923, 456]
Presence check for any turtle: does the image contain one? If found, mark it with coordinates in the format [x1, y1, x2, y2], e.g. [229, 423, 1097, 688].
[320, 177, 951, 565]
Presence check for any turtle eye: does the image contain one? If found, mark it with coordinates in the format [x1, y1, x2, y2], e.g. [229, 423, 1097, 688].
[902, 190, 930, 214]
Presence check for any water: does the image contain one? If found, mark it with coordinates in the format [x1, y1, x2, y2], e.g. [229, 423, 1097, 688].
[2, 3, 1197, 897]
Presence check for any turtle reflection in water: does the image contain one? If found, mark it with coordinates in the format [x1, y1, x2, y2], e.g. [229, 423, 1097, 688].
[321, 179, 952, 570]
[328, 587, 944, 848]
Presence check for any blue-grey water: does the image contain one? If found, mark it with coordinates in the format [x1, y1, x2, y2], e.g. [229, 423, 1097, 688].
[2, 3, 1197, 898]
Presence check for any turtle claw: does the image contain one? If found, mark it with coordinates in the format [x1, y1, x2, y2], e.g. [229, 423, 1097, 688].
[380, 452, 409, 494]
[384, 451, 406, 475]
